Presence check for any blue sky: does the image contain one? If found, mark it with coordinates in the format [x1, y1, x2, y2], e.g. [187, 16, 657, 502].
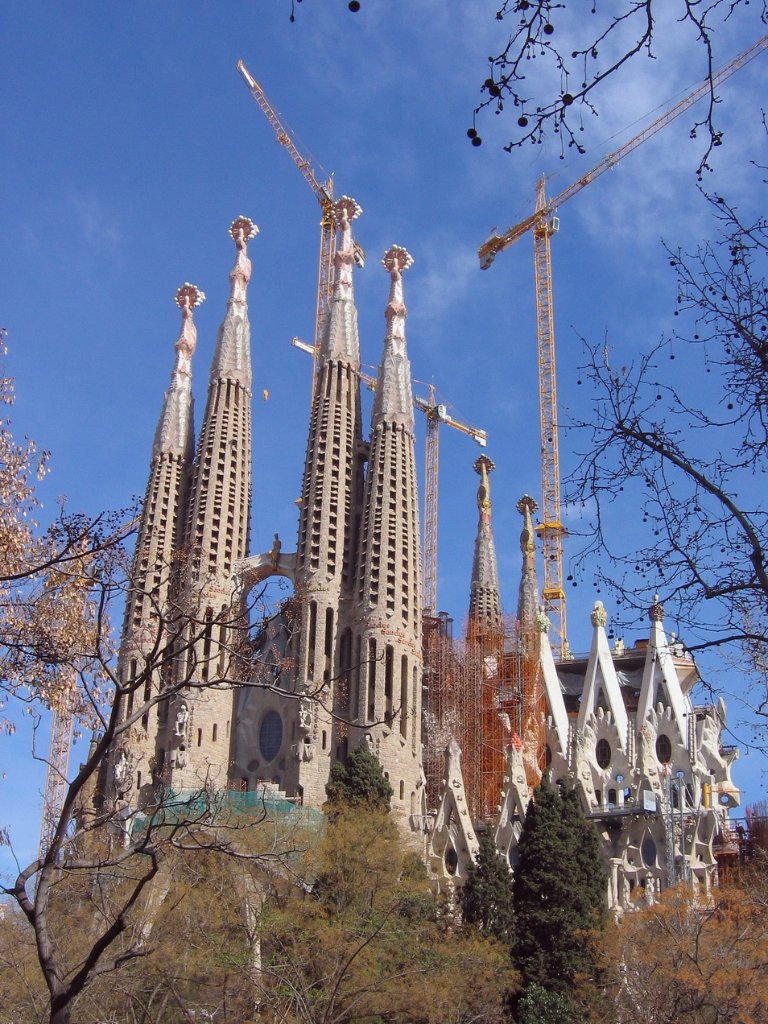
[2, 1, 767, 879]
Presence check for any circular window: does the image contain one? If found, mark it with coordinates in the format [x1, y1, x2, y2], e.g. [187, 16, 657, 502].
[259, 711, 283, 763]
[656, 733, 672, 764]
[595, 738, 611, 769]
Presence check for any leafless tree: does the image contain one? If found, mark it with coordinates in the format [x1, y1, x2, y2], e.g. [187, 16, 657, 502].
[568, 183, 768, 729]
[470, 1, 766, 169]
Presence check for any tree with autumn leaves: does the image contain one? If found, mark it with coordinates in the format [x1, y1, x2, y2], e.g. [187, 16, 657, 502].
[606, 861, 768, 1024]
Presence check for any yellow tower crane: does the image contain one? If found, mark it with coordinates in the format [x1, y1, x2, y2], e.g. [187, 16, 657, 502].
[237, 60, 364, 391]
[479, 33, 768, 660]
[291, 338, 486, 613]
[420, 383, 487, 615]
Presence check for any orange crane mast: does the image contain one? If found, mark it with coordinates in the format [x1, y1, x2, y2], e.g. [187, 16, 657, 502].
[238, 60, 364, 391]
[291, 338, 487, 613]
[479, 33, 768, 660]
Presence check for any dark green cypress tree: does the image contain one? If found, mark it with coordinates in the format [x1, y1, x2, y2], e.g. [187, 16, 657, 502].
[560, 778, 607, 933]
[510, 773, 607, 1021]
[459, 829, 516, 944]
[325, 744, 393, 811]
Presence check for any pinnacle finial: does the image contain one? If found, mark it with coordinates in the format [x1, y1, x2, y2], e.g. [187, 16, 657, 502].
[333, 195, 362, 231]
[229, 215, 258, 248]
[591, 600, 609, 628]
[517, 494, 537, 555]
[175, 282, 205, 310]
[330, 197, 362, 301]
[649, 594, 665, 621]
[382, 245, 414, 276]
[227, 216, 257, 308]
[372, 245, 415, 430]
[173, 283, 205, 370]
[474, 455, 495, 514]
[383, 245, 413, 333]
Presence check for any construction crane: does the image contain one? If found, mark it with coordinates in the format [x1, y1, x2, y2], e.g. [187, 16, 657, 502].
[237, 60, 364, 391]
[479, 33, 768, 660]
[291, 338, 487, 613]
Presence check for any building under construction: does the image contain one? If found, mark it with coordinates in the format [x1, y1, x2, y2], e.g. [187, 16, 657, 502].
[85, 193, 742, 910]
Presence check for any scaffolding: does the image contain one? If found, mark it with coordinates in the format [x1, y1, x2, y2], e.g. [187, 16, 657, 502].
[423, 613, 546, 824]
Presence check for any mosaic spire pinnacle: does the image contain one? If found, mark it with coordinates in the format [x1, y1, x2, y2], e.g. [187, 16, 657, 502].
[209, 216, 257, 387]
[152, 283, 204, 459]
[516, 495, 540, 634]
[468, 455, 502, 634]
[373, 245, 415, 431]
[321, 196, 362, 365]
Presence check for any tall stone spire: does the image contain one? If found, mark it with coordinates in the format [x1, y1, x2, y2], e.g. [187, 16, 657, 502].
[151, 284, 202, 465]
[113, 284, 203, 804]
[354, 245, 422, 823]
[291, 197, 366, 806]
[467, 455, 503, 638]
[516, 494, 540, 635]
[515, 494, 546, 787]
[170, 217, 257, 793]
[466, 454, 504, 823]
[185, 217, 257, 582]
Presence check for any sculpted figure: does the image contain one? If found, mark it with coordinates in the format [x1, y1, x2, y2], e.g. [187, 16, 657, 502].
[174, 702, 189, 739]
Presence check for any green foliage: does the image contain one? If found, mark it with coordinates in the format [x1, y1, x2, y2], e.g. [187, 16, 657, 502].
[260, 806, 516, 1023]
[510, 774, 607, 1021]
[516, 983, 576, 1024]
[325, 743, 393, 811]
[460, 828, 515, 944]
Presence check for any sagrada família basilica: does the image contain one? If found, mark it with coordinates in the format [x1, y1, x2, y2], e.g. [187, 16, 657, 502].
[105, 198, 741, 909]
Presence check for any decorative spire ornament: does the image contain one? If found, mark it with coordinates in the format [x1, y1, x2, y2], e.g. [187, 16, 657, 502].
[320, 197, 362, 365]
[516, 494, 540, 634]
[152, 283, 204, 459]
[373, 245, 415, 430]
[209, 216, 257, 385]
[467, 455, 502, 636]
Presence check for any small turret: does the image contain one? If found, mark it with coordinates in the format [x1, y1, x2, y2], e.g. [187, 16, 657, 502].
[467, 455, 503, 640]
